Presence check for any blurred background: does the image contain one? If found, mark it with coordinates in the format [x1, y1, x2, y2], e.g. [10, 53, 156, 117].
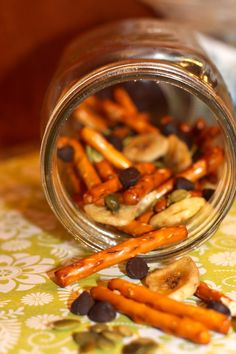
[1, 0, 236, 157]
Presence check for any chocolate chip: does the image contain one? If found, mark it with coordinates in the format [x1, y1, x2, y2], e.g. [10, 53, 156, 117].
[206, 300, 231, 317]
[175, 177, 194, 191]
[106, 135, 123, 151]
[88, 301, 116, 323]
[202, 188, 215, 201]
[119, 167, 141, 189]
[161, 123, 178, 136]
[70, 291, 94, 315]
[57, 145, 74, 162]
[126, 257, 149, 279]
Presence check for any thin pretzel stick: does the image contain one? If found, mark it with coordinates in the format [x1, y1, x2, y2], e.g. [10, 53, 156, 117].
[102, 99, 158, 134]
[136, 210, 154, 224]
[54, 226, 187, 287]
[83, 176, 122, 204]
[123, 168, 172, 205]
[195, 282, 236, 316]
[91, 286, 210, 344]
[74, 105, 108, 131]
[94, 160, 116, 181]
[109, 278, 231, 335]
[58, 137, 101, 189]
[134, 162, 156, 175]
[114, 87, 138, 115]
[118, 220, 154, 237]
[80, 127, 132, 169]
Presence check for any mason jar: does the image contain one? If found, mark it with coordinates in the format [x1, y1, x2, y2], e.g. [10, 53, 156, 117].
[40, 19, 236, 261]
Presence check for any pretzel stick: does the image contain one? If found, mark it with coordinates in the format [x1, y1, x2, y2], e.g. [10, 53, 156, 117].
[58, 137, 101, 189]
[95, 160, 116, 181]
[123, 168, 172, 205]
[118, 220, 154, 236]
[134, 162, 156, 175]
[153, 149, 223, 201]
[109, 278, 231, 334]
[114, 87, 138, 115]
[83, 176, 122, 204]
[54, 226, 187, 287]
[195, 282, 236, 316]
[80, 127, 132, 169]
[91, 286, 210, 344]
[102, 99, 158, 134]
[74, 105, 107, 131]
[136, 210, 154, 224]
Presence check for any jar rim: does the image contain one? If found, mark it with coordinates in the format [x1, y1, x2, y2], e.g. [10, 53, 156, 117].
[40, 59, 236, 261]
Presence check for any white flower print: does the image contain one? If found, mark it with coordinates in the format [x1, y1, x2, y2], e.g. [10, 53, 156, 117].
[21, 292, 53, 306]
[26, 314, 61, 330]
[219, 215, 236, 236]
[57, 283, 81, 303]
[0, 253, 54, 293]
[209, 251, 236, 267]
[0, 209, 41, 240]
[0, 300, 10, 308]
[1, 239, 31, 252]
[189, 256, 206, 275]
[0, 319, 21, 354]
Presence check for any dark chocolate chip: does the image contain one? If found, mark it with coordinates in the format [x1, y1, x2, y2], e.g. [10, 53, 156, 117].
[70, 291, 95, 316]
[161, 123, 178, 136]
[175, 177, 195, 191]
[119, 167, 141, 189]
[106, 135, 123, 151]
[206, 300, 231, 317]
[202, 188, 215, 201]
[88, 301, 116, 323]
[126, 257, 149, 279]
[57, 145, 74, 162]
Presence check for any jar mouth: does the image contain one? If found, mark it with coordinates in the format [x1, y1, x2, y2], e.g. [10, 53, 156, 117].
[40, 60, 236, 261]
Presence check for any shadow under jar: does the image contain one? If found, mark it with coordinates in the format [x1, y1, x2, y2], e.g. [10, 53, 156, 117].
[41, 19, 236, 262]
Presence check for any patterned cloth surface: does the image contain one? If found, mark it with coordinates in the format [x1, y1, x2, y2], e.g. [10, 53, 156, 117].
[0, 152, 236, 354]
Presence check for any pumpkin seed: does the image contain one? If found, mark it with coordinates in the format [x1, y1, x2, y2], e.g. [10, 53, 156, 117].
[102, 329, 123, 342]
[113, 325, 135, 337]
[122, 338, 158, 354]
[86, 145, 103, 163]
[168, 189, 190, 204]
[104, 193, 120, 212]
[73, 332, 97, 353]
[97, 334, 114, 349]
[51, 319, 80, 331]
[90, 324, 108, 333]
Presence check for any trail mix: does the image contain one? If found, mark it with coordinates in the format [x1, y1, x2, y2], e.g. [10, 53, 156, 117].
[52, 255, 235, 349]
[57, 87, 223, 236]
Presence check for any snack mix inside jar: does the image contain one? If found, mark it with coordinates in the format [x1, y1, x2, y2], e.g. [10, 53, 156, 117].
[41, 19, 236, 261]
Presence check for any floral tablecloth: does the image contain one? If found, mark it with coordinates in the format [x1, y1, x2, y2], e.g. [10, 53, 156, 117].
[0, 152, 236, 354]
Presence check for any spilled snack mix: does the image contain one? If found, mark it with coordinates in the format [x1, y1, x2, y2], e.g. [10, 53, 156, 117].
[57, 87, 223, 237]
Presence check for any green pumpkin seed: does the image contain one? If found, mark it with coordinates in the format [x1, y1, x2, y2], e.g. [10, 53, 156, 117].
[73, 331, 96, 346]
[104, 193, 120, 212]
[51, 319, 80, 331]
[153, 160, 166, 168]
[168, 189, 190, 204]
[122, 338, 158, 354]
[90, 324, 108, 333]
[102, 330, 123, 342]
[86, 145, 103, 163]
[113, 325, 135, 337]
[97, 334, 114, 349]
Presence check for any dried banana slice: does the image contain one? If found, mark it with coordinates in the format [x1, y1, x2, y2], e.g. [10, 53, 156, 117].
[145, 256, 200, 301]
[164, 134, 192, 173]
[150, 197, 206, 228]
[123, 133, 168, 162]
[84, 203, 137, 227]
[84, 190, 158, 227]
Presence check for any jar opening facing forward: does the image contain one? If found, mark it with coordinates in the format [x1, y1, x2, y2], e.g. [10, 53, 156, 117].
[41, 63, 236, 262]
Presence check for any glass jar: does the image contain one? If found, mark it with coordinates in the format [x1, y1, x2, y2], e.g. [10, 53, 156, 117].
[40, 19, 236, 261]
